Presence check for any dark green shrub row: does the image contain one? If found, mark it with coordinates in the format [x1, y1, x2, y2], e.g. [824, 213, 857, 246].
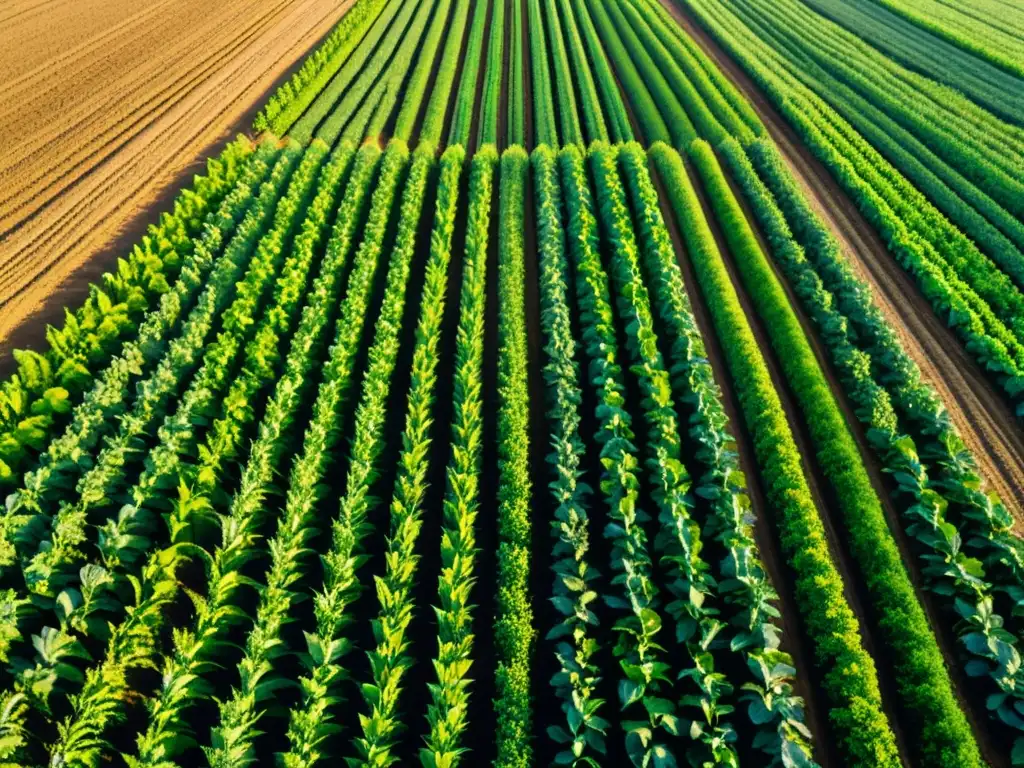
[689, 139, 981, 767]
[727, 135, 1024, 760]
[494, 146, 535, 768]
[254, 0, 389, 135]
[648, 141, 901, 767]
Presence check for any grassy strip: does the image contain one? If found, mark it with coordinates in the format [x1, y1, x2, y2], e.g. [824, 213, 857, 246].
[690, 139, 982, 767]
[316, 0, 429, 146]
[507, 0, 525, 146]
[554, 0, 607, 143]
[288, 0, 405, 145]
[533, 146, 607, 765]
[583, 0, 670, 144]
[649, 141, 900, 767]
[494, 146, 535, 768]
[126, 144, 386, 768]
[419, 146, 497, 768]
[254, 0, 388, 134]
[527, 0, 559, 147]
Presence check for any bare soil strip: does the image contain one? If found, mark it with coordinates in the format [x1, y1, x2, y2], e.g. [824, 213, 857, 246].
[0, 0, 354, 355]
[658, 0, 1024, 523]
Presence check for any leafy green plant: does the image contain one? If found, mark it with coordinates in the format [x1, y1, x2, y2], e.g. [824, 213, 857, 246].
[419, 145, 497, 768]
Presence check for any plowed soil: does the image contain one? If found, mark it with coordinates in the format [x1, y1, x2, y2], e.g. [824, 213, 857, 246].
[0, 0, 354, 354]
[659, 0, 1024, 523]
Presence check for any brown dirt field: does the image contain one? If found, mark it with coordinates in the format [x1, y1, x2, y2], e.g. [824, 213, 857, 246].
[0, 0, 355, 356]
[658, 0, 1024, 525]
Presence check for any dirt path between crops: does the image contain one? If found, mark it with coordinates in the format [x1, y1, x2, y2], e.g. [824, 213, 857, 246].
[658, 0, 1024, 525]
[0, 0, 354, 357]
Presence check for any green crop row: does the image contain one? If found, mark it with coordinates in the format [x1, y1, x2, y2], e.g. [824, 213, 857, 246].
[567, 0, 633, 143]
[494, 147, 535, 768]
[690, 139, 981, 767]
[726, 135, 1024, 762]
[129, 143, 389, 768]
[649, 141, 901, 767]
[419, 0, 472, 147]
[350, 145, 464, 766]
[393, 0, 456, 143]
[447, 0, 490, 148]
[555, 0, 608, 143]
[420, 146, 497, 768]
[254, 0, 389, 135]
[542, 0, 583, 145]
[532, 145, 607, 767]
[528, 0, 558, 147]
[618, 143, 814, 765]
[0, 138, 256, 492]
[478, 0, 506, 148]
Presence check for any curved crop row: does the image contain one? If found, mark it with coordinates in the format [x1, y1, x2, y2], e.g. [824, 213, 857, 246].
[419, 146, 497, 768]
[724, 135, 1024, 761]
[649, 141, 901, 767]
[689, 139, 981, 767]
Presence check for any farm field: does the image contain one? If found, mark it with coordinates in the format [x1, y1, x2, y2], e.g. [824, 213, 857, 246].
[0, 0, 1022, 767]
[0, 0, 355, 354]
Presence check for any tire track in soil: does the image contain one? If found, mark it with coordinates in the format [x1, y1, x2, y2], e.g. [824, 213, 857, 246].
[718, 156, 1006, 765]
[657, 0, 1024, 525]
[0, 0, 353, 358]
[682, 158, 917, 766]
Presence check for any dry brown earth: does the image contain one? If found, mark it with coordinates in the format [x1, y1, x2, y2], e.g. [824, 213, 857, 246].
[0, 0, 354, 354]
